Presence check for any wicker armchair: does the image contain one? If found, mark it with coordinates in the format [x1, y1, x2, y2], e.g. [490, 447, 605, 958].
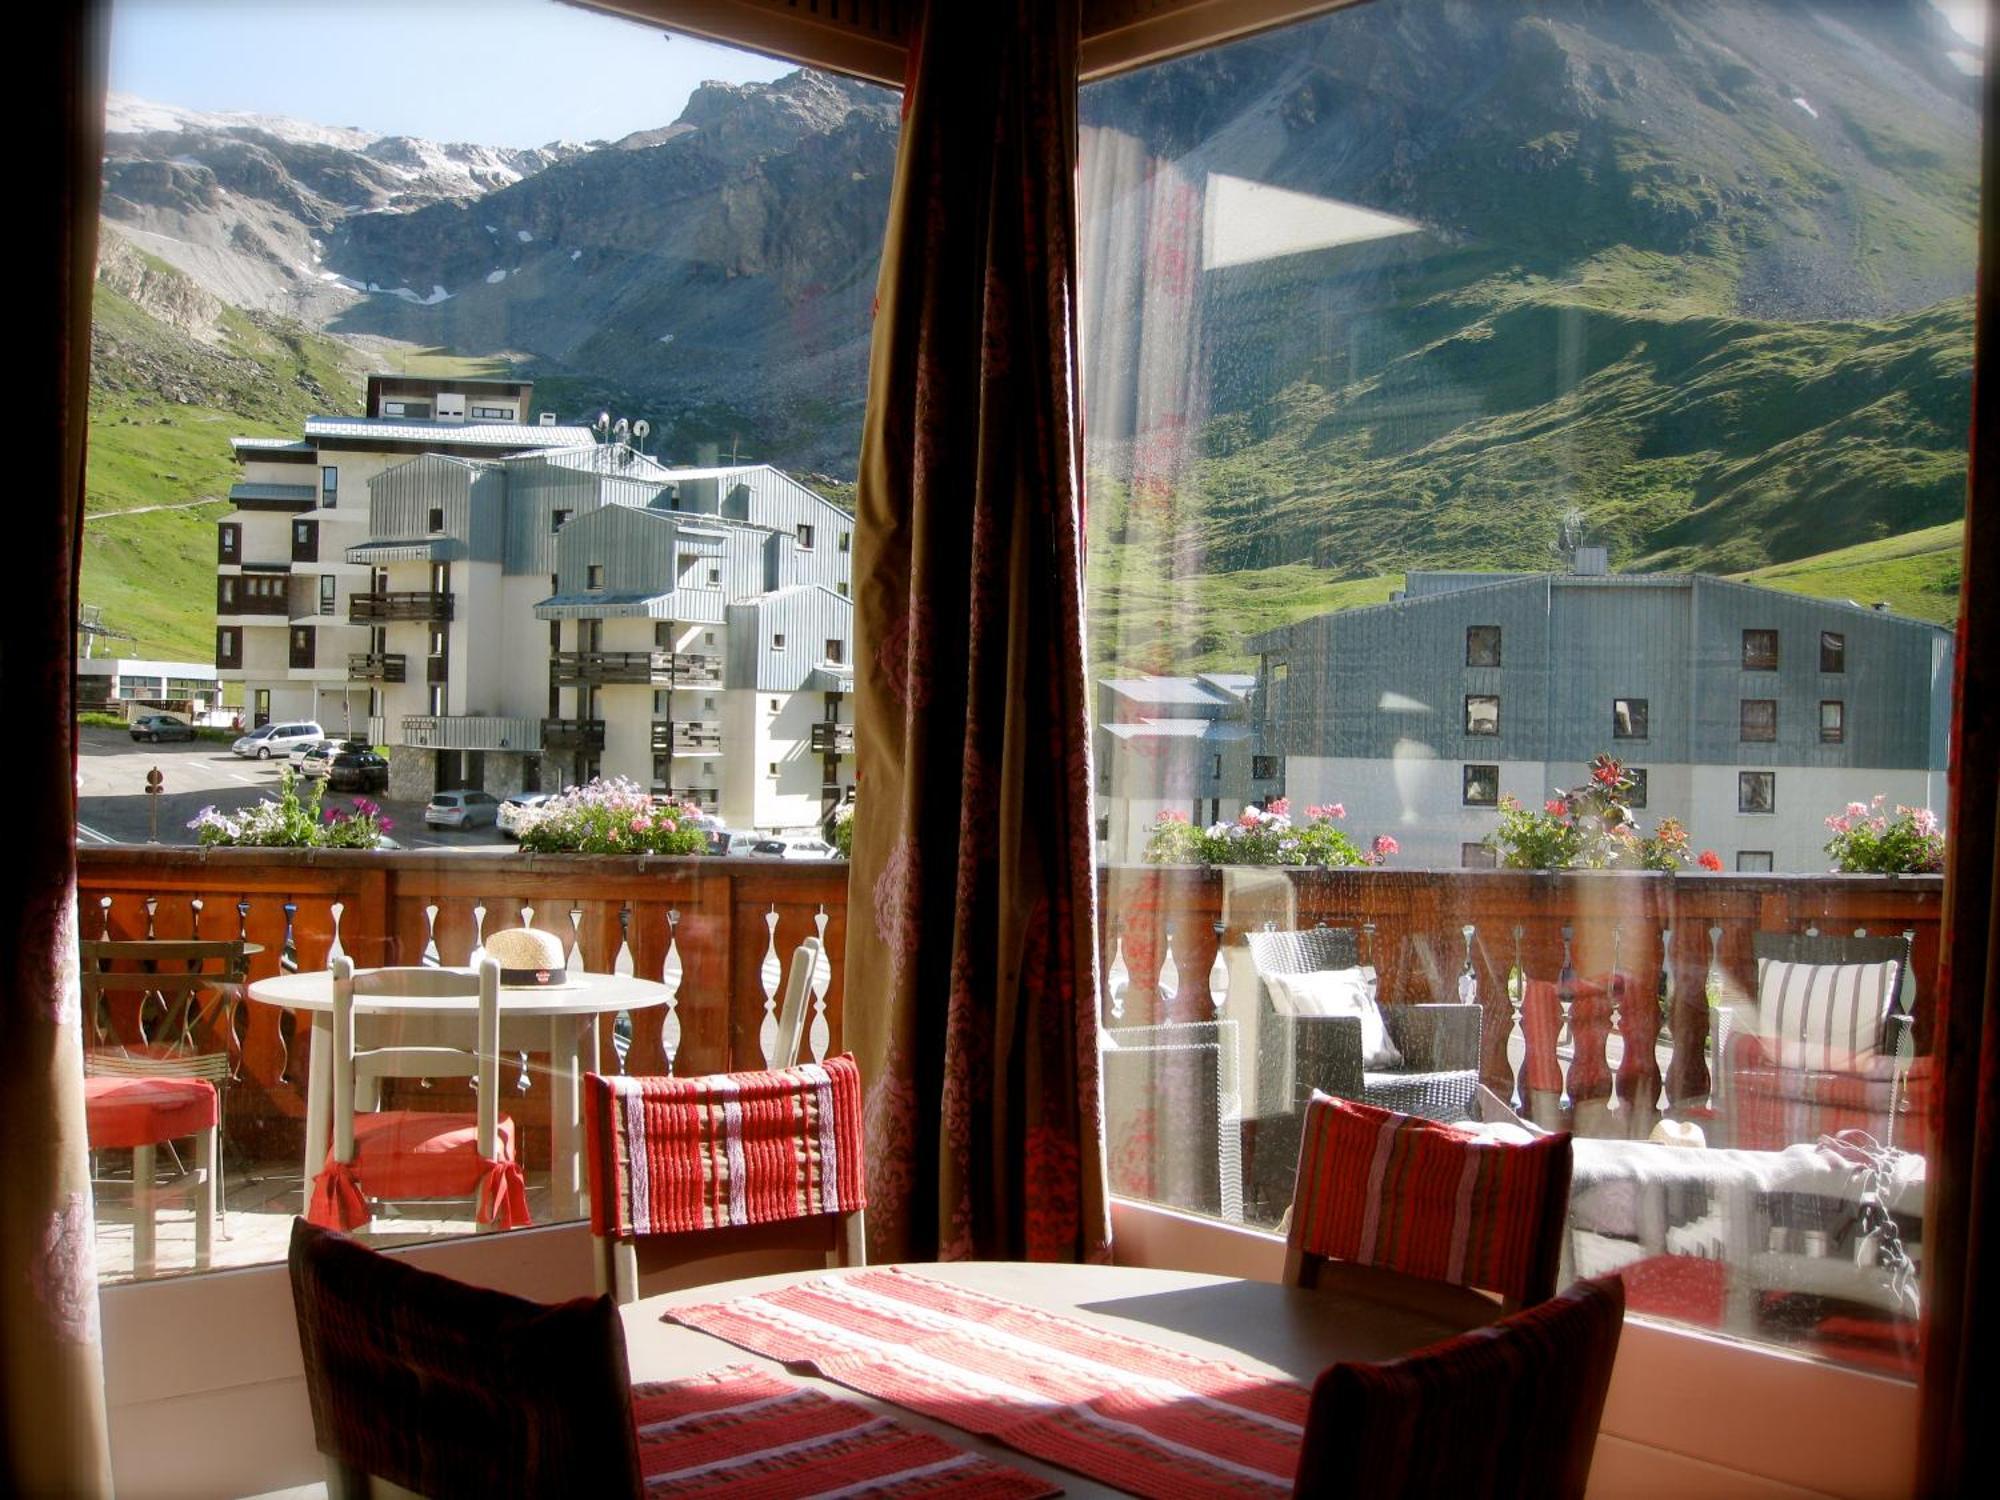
[1244, 925, 1482, 1214]
[1101, 1020, 1244, 1221]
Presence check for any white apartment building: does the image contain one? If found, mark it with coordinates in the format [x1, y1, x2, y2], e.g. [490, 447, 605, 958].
[353, 448, 858, 830]
[75, 658, 221, 717]
[216, 376, 593, 733]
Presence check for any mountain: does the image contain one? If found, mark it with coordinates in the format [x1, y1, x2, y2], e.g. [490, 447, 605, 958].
[84, 1, 1979, 667]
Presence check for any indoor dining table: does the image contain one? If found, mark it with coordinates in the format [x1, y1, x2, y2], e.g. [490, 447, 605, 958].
[248, 967, 670, 1219]
[621, 1260, 1486, 1498]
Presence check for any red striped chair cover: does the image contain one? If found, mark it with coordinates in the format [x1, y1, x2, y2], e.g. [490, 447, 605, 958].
[1286, 1094, 1573, 1310]
[1292, 1274, 1626, 1499]
[584, 1054, 867, 1300]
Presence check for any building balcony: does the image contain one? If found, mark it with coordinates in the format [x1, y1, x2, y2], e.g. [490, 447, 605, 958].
[651, 719, 723, 755]
[653, 785, 720, 810]
[215, 589, 291, 618]
[349, 591, 454, 623]
[347, 652, 406, 683]
[399, 715, 542, 752]
[811, 722, 857, 755]
[426, 655, 449, 684]
[540, 717, 606, 753]
[548, 650, 725, 687]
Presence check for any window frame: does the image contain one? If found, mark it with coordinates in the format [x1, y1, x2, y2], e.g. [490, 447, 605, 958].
[1738, 771, 1776, 814]
[1463, 693, 1500, 737]
[1740, 699, 1777, 742]
[1462, 763, 1500, 807]
[1465, 625, 1501, 668]
[1742, 629, 1779, 671]
[1820, 699, 1845, 743]
[1613, 697, 1649, 740]
[1820, 631, 1846, 673]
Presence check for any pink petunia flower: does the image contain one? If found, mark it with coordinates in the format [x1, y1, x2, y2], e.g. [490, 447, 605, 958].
[1373, 834, 1399, 857]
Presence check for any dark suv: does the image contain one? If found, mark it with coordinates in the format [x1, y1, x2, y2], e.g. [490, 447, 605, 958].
[324, 746, 389, 793]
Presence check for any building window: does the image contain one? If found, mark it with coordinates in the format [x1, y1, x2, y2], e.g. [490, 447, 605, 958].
[769, 762, 780, 777]
[551, 509, 571, 534]
[587, 564, 604, 591]
[1462, 764, 1500, 807]
[1742, 629, 1779, 671]
[1625, 768, 1649, 808]
[708, 566, 722, 586]
[653, 690, 668, 715]
[1820, 631, 1846, 673]
[1211, 754, 1223, 778]
[429, 625, 447, 658]
[796, 523, 815, 550]
[1096, 815, 1110, 843]
[1465, 625, 1501, 668]
[319, 575, 336, 615]
[427, 506, 445, 532]
[429, 684, 446, 715]
[321, 466, 337, 503]
[769, 698, 780, 712]
[1612, 697, 1648, 739]
[1461, 842, 1498, 869]
[215, 627, 239, 667]
[1821, 700, 1845, 743]
[1741, 699, 1777, 742]
[471, 405, 510, 419]
[825, 639, 844, 663]
[705, 631, 716, 645]
[1252, 755, 1279, 780]
[773, 633, 786, 650]
[1464, 694, 1500, 736]
[1739, 771, 1776, 814]
[1737, 850, 1775, 873]
[838, 581, 850, 597]
[839, 531, 852, 553]
[217, 523, 239, 563]
[704, 697, 716, 711]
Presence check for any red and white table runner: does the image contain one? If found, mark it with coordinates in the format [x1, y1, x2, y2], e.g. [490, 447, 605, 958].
[664, 1269, 1310, 1497]
[632, 1363, 1056, 1497]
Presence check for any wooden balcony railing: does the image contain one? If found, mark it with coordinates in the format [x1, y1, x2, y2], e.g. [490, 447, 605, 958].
[542, 717, 606, 753]
[347, 652, 406, 683]
[550, 650, 725, 687]
[72, 851, 1943, 1168]
[655, 786, 721, 810]
[652, 719, 723, 754]
[349, 591, 454, 623]
[811, 722, 856, 755]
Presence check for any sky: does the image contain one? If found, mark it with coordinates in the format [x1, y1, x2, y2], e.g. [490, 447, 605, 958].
[108, 0, 796, 148]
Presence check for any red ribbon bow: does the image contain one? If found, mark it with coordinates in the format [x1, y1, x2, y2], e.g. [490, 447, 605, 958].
[306, 1160, 371, 1231]
[476, 1157, 533, 1230]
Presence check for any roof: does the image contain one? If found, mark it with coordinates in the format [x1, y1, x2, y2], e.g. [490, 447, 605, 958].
[227, 482, 316, 504]
[1100, 676, 1237, 708]
[302, 417, 597, 448]
[812, 662, 856, 693]
[230, 438, 313, 454]
[346, 539, 457, 563]
[532, 590, 674, 620]
[1104, 718, 1250, 742]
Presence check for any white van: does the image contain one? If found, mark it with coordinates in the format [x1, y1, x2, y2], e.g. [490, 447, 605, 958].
[231, 720, 324, 760]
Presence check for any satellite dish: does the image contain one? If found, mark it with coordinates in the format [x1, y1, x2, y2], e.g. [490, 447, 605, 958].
[594, 411, 611, 434]
[613, 418, 630, 443]
[632, 419, 650, 440]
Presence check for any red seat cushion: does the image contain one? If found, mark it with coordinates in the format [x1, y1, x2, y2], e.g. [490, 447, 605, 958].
[1618, 1254, 1728, 1327]
[334, 1111, 518, 1200]
[84, 1075, 217, 1150]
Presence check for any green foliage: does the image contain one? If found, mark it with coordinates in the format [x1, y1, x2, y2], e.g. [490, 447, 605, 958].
[187, 772, 391, 849]
[1142, 799, 1395, 868]
[1733, 521, 1962, 626]
[1486, 754, 1710, 871]
[1823, 796, 1945, 874]
[513, 778, 710, 856]
[831, 800, 855, 859]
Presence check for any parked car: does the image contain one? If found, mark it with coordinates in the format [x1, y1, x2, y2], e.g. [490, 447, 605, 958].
[231, 721, 323, 760]
[750, 836, 838, 860]
[323, 747, 389, 794]
[289, 738, 331, 771]
[424, 789, 501, 830]
[497, 792, 552, 838]
[129, 714, 194, 743]
[709, 830, 762, 857]
[298, 739, 370, 779]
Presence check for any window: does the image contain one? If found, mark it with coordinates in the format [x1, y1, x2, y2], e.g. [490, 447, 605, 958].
[215, 627, 239, 667]
[1737, 850, 1775, 873]
[321, 465, 337, 503]
[1820, 700, 1845, 743]
[551, 509, 571, 533]
[1742, 629, 1779, 671]
[1465, 625, 1501, 667]
[1252, 755, 1279, 780]
[586, 564, 604, 590]
[796, 523, 815, 549]
[1820, 631, 1846, 673]
[428, 684, 446, 715]
[1462, 765, 1500, 807]
[427, 506, 445, 532]
[1096, 815, 1110, 842]
[1738, 771, 1776, 814]
[217, 523, 239, 562]
[1210, 754, 1223, 778]
[825, 639, 844, 663]
[1740, 699, 1777, 742]
[769, 698, 780, 711]
[1612, 697, 1648, 739]
[708, 566, 721, 585]
[839, 531, 852, 553]
[1464, 694, 1499, 736]
[1625, 768, 1648, 809]
[429, 625, 447, 658]
[772, 633, 786, 650]
[704, 632, 716, 645]
[1461, 842, 1498, 869]
[471, 405, 511, 419]
[838, 581, 850, 597]
[319, 575, 336, 615]
[768, 762, 779, 777]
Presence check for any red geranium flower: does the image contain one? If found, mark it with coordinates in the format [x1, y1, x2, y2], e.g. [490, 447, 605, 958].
[1698, 850, 1724, 872]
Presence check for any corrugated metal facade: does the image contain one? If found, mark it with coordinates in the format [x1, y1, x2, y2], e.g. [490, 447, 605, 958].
[726, 587, 854, 692]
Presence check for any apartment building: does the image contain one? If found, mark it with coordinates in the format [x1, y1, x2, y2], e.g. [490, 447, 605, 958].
[216, 376, 593, 733]
[355, 450, 858, 829]
[1097, 557, 1954, 871]
[75, 659, 221, 717]
[1093, 673, 1256, 859]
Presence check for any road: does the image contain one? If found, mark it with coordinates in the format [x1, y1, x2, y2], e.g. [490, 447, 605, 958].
[76, 727, 509, 850]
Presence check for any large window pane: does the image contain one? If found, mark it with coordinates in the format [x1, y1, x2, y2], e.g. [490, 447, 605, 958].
[1083, 0, 1971, 1377]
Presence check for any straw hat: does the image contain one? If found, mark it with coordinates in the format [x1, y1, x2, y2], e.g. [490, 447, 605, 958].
[482, 927, 577, 989]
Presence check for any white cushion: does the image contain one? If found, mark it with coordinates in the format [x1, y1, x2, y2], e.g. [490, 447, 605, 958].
[1754, 958, 1899, 1071]
[1263, 966, 1404, 1069]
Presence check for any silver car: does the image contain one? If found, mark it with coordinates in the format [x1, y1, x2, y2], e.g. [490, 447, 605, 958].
[496, 792, 552, 838]
[424, 789, 501, 829]
[230, 720, 324, 760]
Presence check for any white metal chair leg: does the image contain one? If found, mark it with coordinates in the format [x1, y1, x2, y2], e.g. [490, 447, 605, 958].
[194, 1128, 215, 1271]
[132, 1142, 157, 1280]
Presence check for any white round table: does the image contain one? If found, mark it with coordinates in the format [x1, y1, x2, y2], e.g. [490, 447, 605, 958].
[249, 968, 671, 1220]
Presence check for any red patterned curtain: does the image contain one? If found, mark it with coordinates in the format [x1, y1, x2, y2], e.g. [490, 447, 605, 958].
[1919, 29, 2000, 1494]
[2, 3, 114, 1492]
[844, 0, 1110, 1264]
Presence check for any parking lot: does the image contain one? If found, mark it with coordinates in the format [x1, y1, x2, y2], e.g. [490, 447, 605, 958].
[75, 727, 510, 850]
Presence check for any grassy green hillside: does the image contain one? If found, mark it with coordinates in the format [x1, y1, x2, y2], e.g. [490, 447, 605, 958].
[1733, 521, 1963, 626]
[82, 256, 365, 661]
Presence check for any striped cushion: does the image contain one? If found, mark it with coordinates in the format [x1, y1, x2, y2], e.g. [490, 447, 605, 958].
[1290, 1095, 1573, 1307]
[585, 1054, 866, 1239]
[1754, 958, 1899, 1071]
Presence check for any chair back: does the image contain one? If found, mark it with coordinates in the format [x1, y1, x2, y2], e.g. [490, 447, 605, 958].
[1246, 925, 1360, 987]
[330, 957, 503, 1164]
[1285, 1094, 1572, 1311]
[79, 938, 249, 1053]
[288, 1219, 642, 1500]
[1292, 1273, 1625, 1500]
[772, 936, 824, 1068]
[1749, 930, 1913, 1069]
[584, 1053, 867, 1300]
